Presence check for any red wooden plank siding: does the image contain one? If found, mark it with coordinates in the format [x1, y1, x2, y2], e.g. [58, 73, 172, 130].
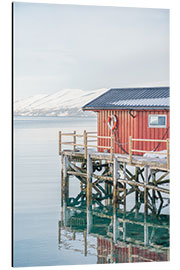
[97, 109, 169, 155]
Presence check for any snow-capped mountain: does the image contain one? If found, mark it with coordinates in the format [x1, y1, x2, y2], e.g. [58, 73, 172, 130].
[14, 88, 107, 117]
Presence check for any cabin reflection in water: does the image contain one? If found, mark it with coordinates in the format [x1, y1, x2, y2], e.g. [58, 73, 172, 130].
[58, 193, 169, 264]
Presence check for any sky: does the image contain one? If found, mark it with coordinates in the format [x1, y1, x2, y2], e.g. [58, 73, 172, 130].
[13, 2, 169, 100]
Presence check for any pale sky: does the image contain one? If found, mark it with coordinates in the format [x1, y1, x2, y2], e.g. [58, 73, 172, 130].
[13, 2, 169, 100]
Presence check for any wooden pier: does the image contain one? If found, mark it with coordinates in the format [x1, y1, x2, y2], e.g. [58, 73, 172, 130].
[59, 130, 170, 216]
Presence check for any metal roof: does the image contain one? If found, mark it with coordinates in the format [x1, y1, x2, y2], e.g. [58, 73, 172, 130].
[82, 87, 170, 110]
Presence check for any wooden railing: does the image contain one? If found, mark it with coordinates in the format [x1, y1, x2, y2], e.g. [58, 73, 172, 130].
[59, 130, 114, 160]
[59, 131, 170, 168]
[129, 136, 170, 169]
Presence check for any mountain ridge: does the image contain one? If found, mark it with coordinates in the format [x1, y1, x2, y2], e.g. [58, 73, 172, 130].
[14, 88, 107, 117]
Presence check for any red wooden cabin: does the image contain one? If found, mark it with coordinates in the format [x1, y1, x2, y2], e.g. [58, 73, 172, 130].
[83, 87, 170, 155]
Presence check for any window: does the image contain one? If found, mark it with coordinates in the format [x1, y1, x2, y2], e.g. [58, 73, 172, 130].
[148, 115, 167, 128]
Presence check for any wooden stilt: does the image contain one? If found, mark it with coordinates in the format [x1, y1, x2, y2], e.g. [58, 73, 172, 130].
[152, 170, 156, 214]
[87, 154, 93, 209]
[144, 216, 149, 246]
[72, 231, 76, 240]
[108, 183, 112, 204]
[128, 244, 132, 263]
[63, 155, 69, 202]
[123, 220, 126, 242]
[58, 220, 61, 244]
[105, 182, 108, 206]
[73, 131, 76, 152]
[80, 182, 83, 192]
[113, 157, 118, 205]
[87, 207, 93, 233]
[61, 154, 64, 207]
[123, 162, 127, 212]
[135, 167, 139, 204]
[84, 230, 87, 256]
[144, 166, 149, 214]
[84, 130, 87, 159]
[59, 131, 62, 155]
[113, 204, 119, 243]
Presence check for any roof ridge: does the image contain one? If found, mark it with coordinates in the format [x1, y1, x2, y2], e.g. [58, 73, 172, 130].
[82, 87, 170, 110]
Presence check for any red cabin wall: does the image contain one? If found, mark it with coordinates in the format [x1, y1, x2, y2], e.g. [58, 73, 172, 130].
[97, 109, 170, 155]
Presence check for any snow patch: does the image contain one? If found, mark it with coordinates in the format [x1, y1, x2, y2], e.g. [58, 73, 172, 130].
[143, 150, 167, 159]
[14, 88, 107, 117]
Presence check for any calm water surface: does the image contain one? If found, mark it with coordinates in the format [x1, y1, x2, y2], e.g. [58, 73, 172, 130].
[13, 116, 169, 267]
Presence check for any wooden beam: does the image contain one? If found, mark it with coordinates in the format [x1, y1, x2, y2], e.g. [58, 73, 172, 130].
[117, 179, 169, 194]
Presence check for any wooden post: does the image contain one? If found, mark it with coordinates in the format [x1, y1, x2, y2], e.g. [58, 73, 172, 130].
[167, 139, 170, 170]
[152, 170, 156, 214]
[59, 131, 62, 155]
[61, 154, 64, 207]
[110, 134, 113, 162]
[84, 230, 87, 256]
[105, 182, 108, 206]
[110, 238, 113, 264]
[123, 220, 126, 242]
[84, 130, 87, 159]
[80, 182, 83, 192]
[135, 167, 139, 207]
[113, 157, 118, 205]
[87, 207, 93, 234]
[128, 244, 132, 263]
[113, 205, 118, 243]
[144, 166, 149, 214]
[123, 163, 127, 212]
[87, 154, 93, 209]
[63, 155, 69, 202]
[72, 231, 76, 240]
[58, 220, 61, 244]
[144, 219, 149, 246]
[129, 136, 132, 164]
[73, 130, 76, 152]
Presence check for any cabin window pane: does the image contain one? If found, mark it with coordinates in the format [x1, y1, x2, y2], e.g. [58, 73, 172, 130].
[149, 115, 167, 128]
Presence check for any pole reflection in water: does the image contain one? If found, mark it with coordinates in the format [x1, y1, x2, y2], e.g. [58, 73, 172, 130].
[58, 189, 169, 264]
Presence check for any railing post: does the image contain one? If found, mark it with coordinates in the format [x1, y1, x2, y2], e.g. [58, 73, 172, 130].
[167, 139, 170, 170]
[59, 131, 62, 155]
[73, 130, 76, 152]
[110, 134, 113, 161]
[129, 136, 132, 164]
[84, 130, 87, 159]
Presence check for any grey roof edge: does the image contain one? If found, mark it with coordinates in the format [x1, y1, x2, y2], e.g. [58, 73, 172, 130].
[82, 86, 170, 111]
[82, 106, 169, 111]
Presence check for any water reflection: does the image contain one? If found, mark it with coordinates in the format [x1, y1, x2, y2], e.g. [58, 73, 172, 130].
[59, 192, 169, 263]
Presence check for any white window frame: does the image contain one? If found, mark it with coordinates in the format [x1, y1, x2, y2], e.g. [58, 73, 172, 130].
[148, 114, 167, 128]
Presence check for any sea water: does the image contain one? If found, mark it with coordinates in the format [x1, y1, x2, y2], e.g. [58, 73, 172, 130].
[13, 116, 169, 267]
